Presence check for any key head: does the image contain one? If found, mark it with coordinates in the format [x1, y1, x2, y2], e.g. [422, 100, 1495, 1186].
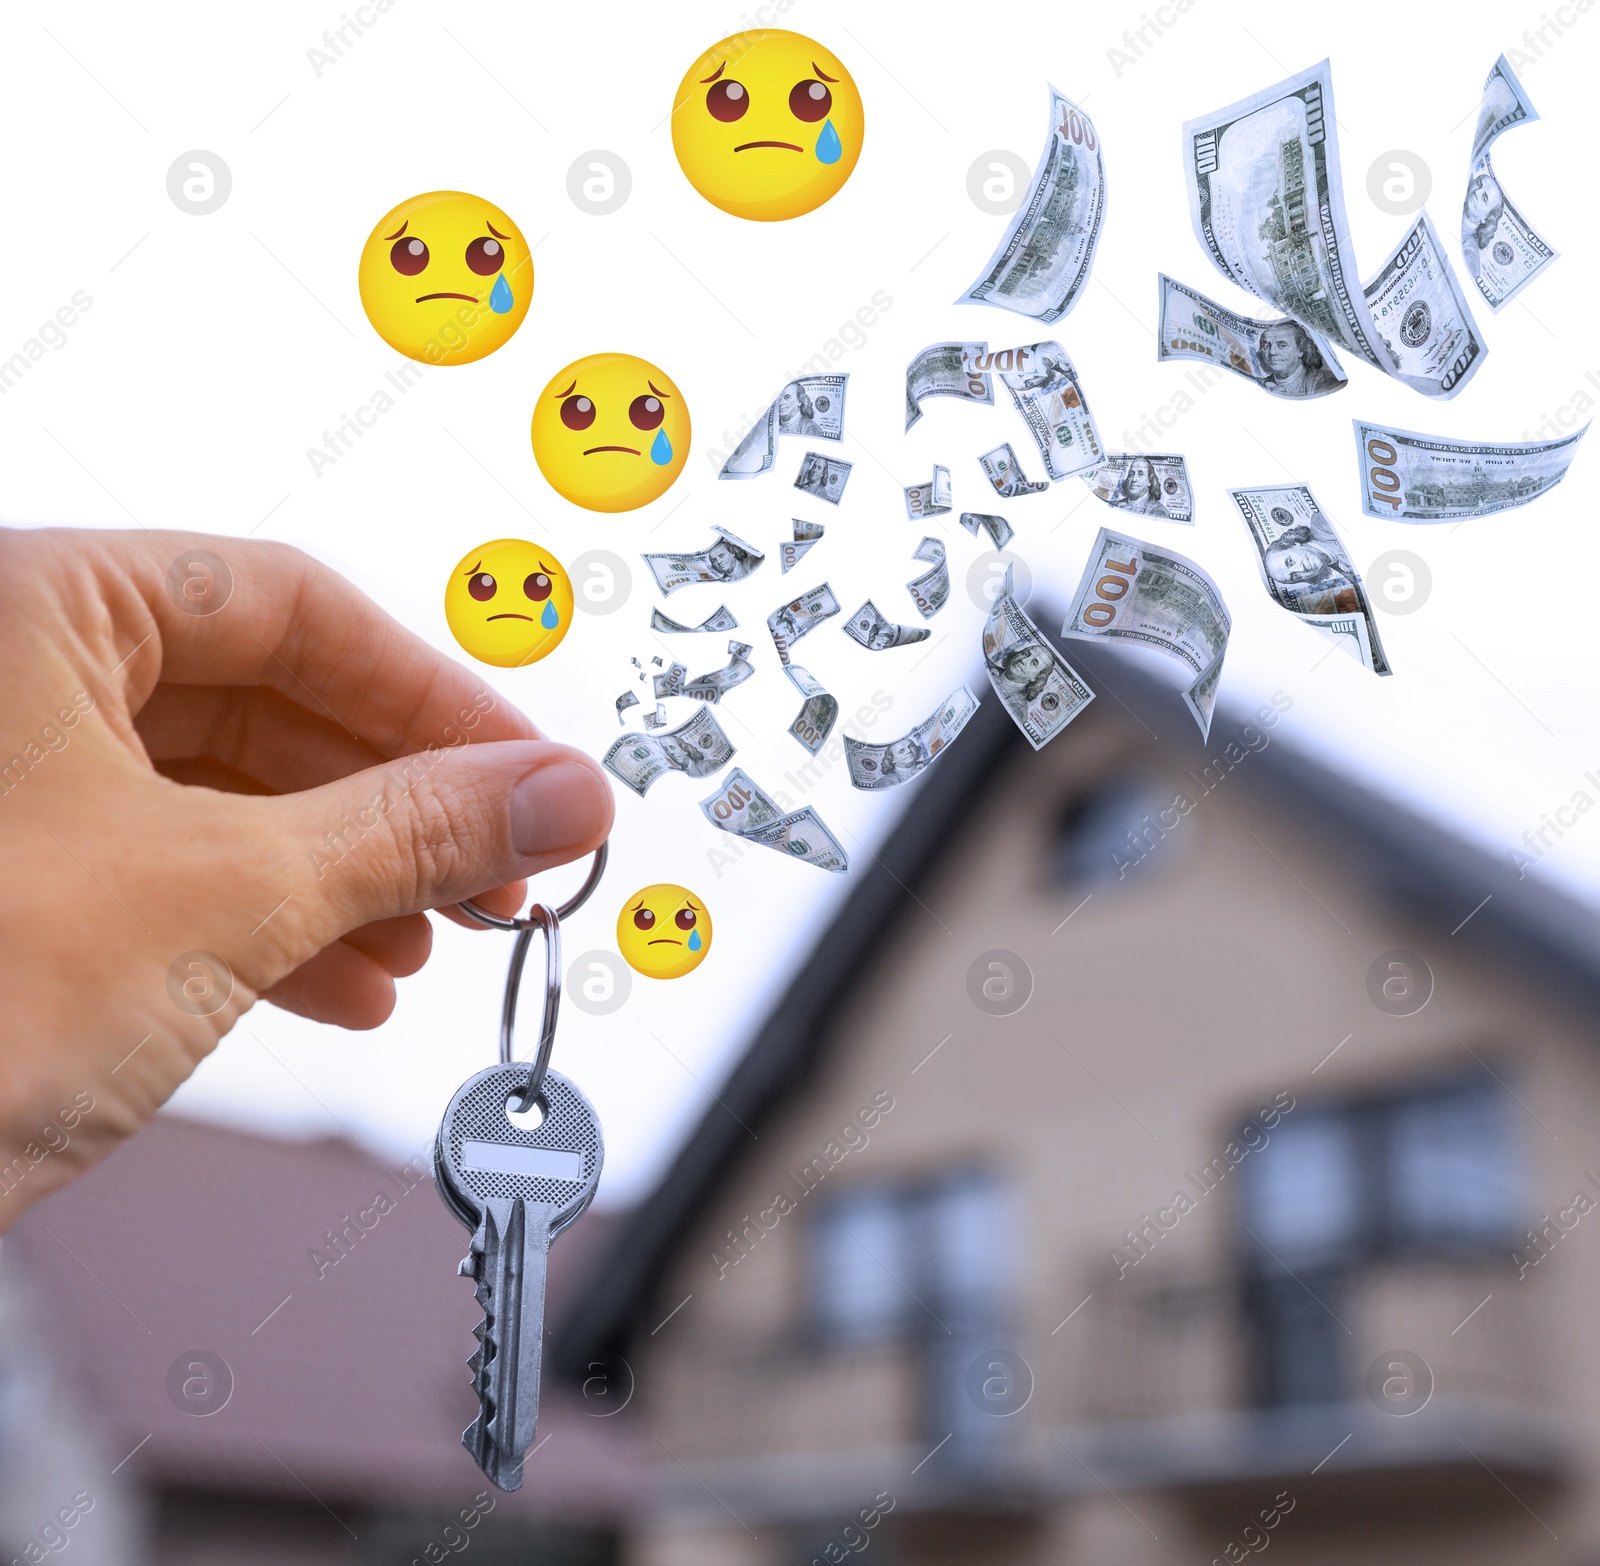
[436, 1067, 603, 1233]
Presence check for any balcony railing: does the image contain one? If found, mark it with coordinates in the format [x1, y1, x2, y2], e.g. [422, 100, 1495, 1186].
[641, 1258, 1568, 1522]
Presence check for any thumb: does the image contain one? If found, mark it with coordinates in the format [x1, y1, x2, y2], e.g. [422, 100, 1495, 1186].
[257, 740, 613, 963]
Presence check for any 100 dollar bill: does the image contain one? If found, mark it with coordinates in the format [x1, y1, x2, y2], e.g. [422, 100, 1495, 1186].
[1062, 526, 1230, 738]
[1353, 419, 1587, 521]
[984, 564, 1094, 750]
[1183, 59, 1386, 371]
[844, 688, 980, 790]
[1157, 273, 1348, 400]
[1229, 482, 1390, 675]
[700, 768, 849, 874]
[973, 342, 1103, 480]
[905, 342, 992, 430]
[1084, 453, 1194, 523]
[957, 86, 1105, 325]
[1363, 211, 1486, 399]
[1462, 55, 1557, 312]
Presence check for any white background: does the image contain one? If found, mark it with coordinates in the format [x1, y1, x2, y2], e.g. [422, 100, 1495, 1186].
[1, 0, 1594, 1205]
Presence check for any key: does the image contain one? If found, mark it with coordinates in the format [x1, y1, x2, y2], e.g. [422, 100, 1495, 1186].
[435, 1065, 604, 1491]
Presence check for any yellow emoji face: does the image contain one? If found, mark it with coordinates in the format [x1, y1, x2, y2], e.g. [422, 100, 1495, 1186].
[531, 354, 690, 513]
[616, 884, 712, 980]
[358, 191, 532, 365]
[443, 539, 573, 668]
[671, 30, 863, 221]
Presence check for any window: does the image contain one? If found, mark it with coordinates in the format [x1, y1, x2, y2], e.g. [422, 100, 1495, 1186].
[1244, 1114, 1361, 1265]
[1241, 1071, 1524, 1406]
[1242, 1071, 1522, 1264]
[811, 1186, 909, 1345]
[1389, 1082, 1521, 1249]
[1052, 777, 1173, 888]
[811, 1173, 1009, 1345]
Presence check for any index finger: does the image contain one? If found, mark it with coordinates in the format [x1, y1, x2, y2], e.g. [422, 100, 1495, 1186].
[94, 529, 542, 758]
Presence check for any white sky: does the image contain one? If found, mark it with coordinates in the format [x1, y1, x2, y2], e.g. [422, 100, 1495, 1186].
[2, 0, 1595, 1206]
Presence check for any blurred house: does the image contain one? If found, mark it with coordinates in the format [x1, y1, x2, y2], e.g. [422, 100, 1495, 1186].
[0, 1114, 640, 1564]
[556, 632, 1600, 1566]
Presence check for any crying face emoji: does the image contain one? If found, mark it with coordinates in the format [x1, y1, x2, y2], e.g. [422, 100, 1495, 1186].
[358, 191, 531, 365]
[443, 540, 573, 668]
[530, 353, 690, 513]
[617, 885, 712, 979]
[671, 30, 863, 221]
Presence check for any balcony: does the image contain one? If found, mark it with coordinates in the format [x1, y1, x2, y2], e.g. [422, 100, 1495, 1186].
[640, 1258, 1570, 1527]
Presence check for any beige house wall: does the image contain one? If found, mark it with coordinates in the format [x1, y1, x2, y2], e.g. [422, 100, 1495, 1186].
[626, 700, 1600, 1564]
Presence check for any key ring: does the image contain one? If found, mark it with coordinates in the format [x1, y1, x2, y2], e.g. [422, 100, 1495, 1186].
[456, 844, 607, 1107]
[456, 841, 608, 931]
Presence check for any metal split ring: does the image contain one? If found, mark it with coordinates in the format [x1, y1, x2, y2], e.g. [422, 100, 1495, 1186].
[456, 840, 608, 930]
[456, 843, 608, 1106]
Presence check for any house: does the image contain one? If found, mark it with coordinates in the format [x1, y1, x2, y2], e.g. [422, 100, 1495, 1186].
[554, 627, 1600, 1566]
[0, 1113, 640, 1563]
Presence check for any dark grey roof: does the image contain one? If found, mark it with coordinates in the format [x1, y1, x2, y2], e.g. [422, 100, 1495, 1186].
[552, 624, 1600, 1374]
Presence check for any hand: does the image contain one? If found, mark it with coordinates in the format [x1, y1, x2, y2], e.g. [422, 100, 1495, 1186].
[0, 528, 613, 1224]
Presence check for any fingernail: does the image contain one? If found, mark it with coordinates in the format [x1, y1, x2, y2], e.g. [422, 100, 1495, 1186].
[510, 761, 608, 857]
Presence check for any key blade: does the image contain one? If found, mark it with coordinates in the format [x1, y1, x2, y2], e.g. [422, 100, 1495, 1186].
[485, 1197, 554, 1463]
[461, 1418, 524, 1492]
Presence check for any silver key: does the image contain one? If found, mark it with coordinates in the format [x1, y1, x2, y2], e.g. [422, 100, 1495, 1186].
[435, 1065, 603, 1491]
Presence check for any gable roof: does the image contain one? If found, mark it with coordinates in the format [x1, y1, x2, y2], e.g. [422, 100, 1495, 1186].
[4, 1112, 643, 1518]
[553, 625, 1600, 1373]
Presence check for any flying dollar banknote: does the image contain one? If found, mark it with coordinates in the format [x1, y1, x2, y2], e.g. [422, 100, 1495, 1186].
[615, 691, 639, 725]
[604, 707, 736, 796]
[682, 642, 755, 704]
[784, 663, 838, 755]
[1157, 273, 1348, 399]
[906, 342, 992, 430]
[906, 536, 949, 619]
[979, 443, 1049, 497]
[1461, 55, 1557, 312]
[905, 465, 952, 520]
[845, 688, 980, 790]
[1183, 60, 1387, 372]
[1062, 526, 1231, 738]
[1083, 453, 1194, 523]
[1229, 483, 1391, 675]
[651, 604, 740, 634]
[957, 86, 1106, 325]
[720, 374, 849, 478]
[960, 511, 1014, 550]
[794, 452, 852, 505]
[1352, 419, 1588, 521]
[767, 582, 840, 661]
[1362, 211, 1486, 399]
[973, 342, 1103, 480]
[843, 599, 930, 649]
[983, 564, 1094, 750]
[781, 519, 825, 574]
[643, 527, 765, 595]
[643, 704, 667, 731]
[699, 767, 849, 874]
[652, 661, 688, 699]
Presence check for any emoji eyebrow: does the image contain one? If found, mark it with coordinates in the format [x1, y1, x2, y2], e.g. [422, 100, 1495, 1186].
[630, 898, 645, 911]
[462, 559, 482, 575]
[537, 561, 555, 574]
[382, 220, 409, 241]
[683, 897, 702, 911]
[646, 381, 672, 398]
[700, 61, 726, 83]
[486, 221, 510, 240]
[813, 63, 838, 82]
[554, 381, 577, 398]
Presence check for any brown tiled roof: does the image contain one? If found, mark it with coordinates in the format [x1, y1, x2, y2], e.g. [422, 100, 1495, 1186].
[1, 1113, 643, 1521]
